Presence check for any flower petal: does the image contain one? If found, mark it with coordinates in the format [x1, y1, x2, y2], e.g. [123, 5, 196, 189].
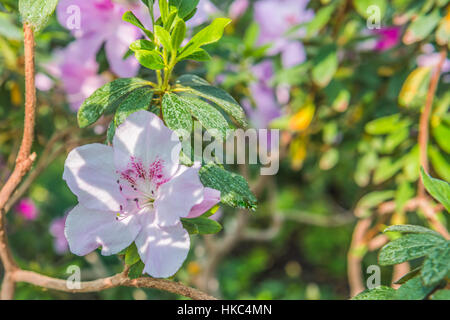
[105, 27, 140, 78]
[154, 165, 204, 227]
[63, 143, 125, 211]
[113, 110, 181, 180]
[135, 214, 190, 278]
[65, 204, 141, 256]
[187, 187, 221, 218]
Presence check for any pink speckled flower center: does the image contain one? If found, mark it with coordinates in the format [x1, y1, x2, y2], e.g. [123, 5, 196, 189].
[116, 157, 168, 214]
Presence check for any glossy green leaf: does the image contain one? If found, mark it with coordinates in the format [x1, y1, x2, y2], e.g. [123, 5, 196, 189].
[161, 93, 193, 132]
[351, 286, 396, 300]
[130, 39, 155, 52]
[114, 87, 154, 126]
[122, 11, 153, 39]
[169, 0, 199, 19]
[420, 167, 450, 212]
[128, 261, 145, 279]
[171, 19, 186, 50]
[383, 225, 443, 238]
[155, 25, 172, 52]
[77, 78, 152, 128]
[421, 241, 450, 286]
[181, 217, 222, 235]
[19, 0, 58, 32]
[394, 277, 435, 300]
[135, 50, 165, 70]
[379, 233, 445, 266]
[178, 18, 231, 60]
[175, 95, 230, 139]
[124, 243, 141, 266]
[176, 74, 247, 127]
[431, 289, 450, 300]
[181, 48, 211, 61]
[199, 163, 257, 210]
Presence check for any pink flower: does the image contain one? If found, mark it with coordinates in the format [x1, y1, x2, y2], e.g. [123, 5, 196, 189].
[49, 215, 69, 254]
[15, 198, 39, 221]
[63, 110, 220, 278]
[43, 41, 108, 111]
[186, 0, 219, 28]
[373, 27, 401, 51]
[56, 0, 143, 77]
[254, 0, 314, 67]
[229, 0, 249, 20]
[244, 61, 281, 129]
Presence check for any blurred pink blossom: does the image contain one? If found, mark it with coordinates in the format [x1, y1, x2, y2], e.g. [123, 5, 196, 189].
[229, 0, 249, 20]
[373, 27, 401, 51]
[56, 0, 143, 77]
[254, 0, 314, 67]
[243, 61, 282, 129]
[49, 215, 69, 254]
[43, 41, 109, 111]
[15, 198, 39, 221]
[35, 73, 54, 91]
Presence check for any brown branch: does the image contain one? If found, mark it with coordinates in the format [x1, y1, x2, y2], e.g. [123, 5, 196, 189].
[347, 218, 371, 297]
[10, 269, 216, 300]
[418, 48, 447, 197]
[0, 24, 36, 212]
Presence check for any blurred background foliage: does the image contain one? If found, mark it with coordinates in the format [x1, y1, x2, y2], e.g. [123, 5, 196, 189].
[0, 0, 449, 299]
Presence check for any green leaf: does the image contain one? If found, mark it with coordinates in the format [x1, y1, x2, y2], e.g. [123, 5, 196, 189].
[124, 243, 141, 266]
[122, 11, 153, 39]
[421, 241, 450, 286]
[433, 122, 450, 154]
[383, 225, 443, 238]
[19, 0, 58, 32]
[379, 233, 445, 266]
[159, 0, 169, 23]
[394, 277, 435, 300]
[394, 266, 422, 285]
[155, 25, 173, 52]
[429, 145, 450, 182]
[175, 95, 229, 139]
[161, 93, 193, 132]
[114, 87, 154, 126]
[128, 261, 145, 279]
[169, 0, 199, 19]
[135, 50, 165, 70]
[171, 19, 186, 50]
[403, 9, 441, 45]
[199, 163, 257, 210]
[355, 190, 395, 218]
[130, 39, 155, 52]
[106, 121, 115, 145]
[398, 67, 431, 108]
[306, 4, 336, 37]
[181, 217, 222, 235]
[181, 48, 211, 61]
[77, 78, 152, 128]
[353, 0, 387, 19]
[431, 289, 450, 300]
[243, 22, 259, 49]
[373, 157, 404, 184]
[312, 44, 338, 87]
[365, 114, 402, 135]
[351, 286, 396, 300]
[176, 74, 247, 127]
[420, 167, 450, 212]
[178, 18, 231, 60]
